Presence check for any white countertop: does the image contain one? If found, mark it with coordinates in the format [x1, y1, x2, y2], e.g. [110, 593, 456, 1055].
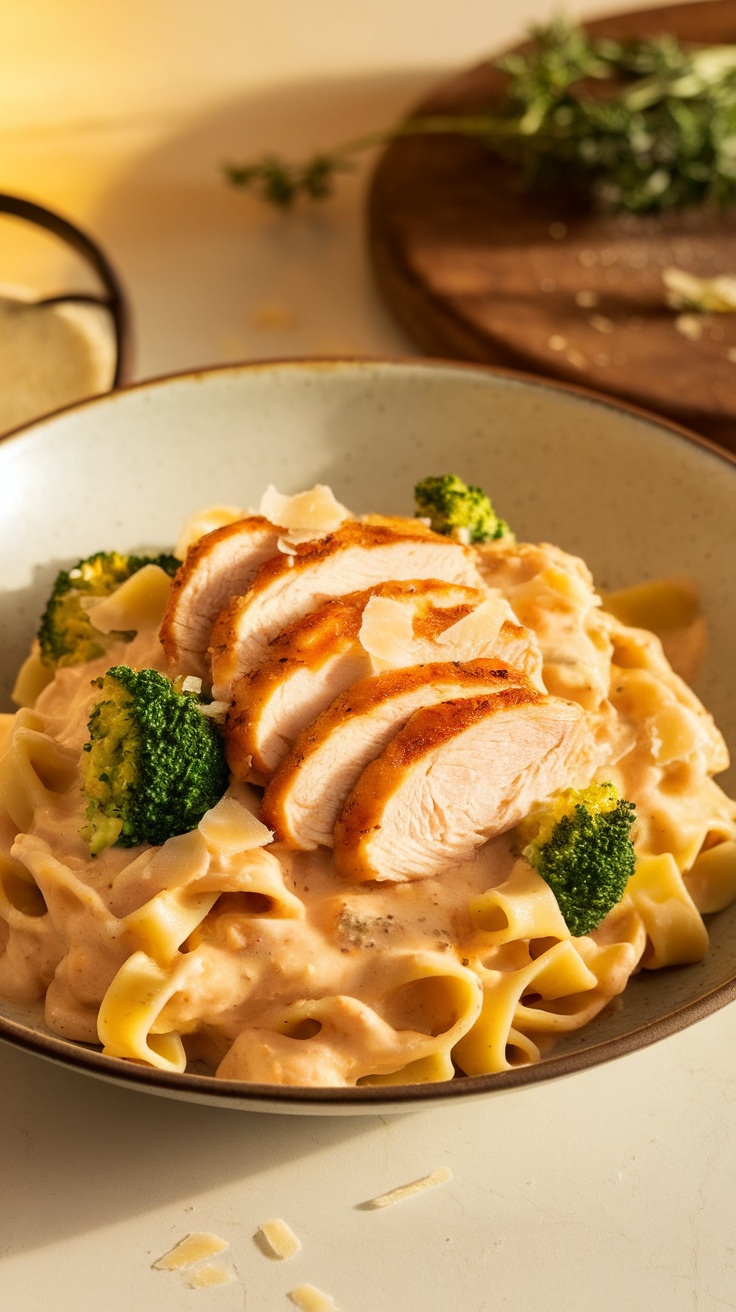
[2, 4, 735, 1309]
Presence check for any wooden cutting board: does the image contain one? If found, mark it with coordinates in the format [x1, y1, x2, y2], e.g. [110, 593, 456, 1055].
[368, 0, 736, 449]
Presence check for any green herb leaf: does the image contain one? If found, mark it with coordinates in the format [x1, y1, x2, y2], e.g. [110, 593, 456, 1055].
[225, 19, 736, 214]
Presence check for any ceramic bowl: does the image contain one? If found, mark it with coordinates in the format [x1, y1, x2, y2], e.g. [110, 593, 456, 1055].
[1, 358, 735, 1114]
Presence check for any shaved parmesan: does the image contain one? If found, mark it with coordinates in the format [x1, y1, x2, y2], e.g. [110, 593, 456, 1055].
[174, 504, 243, 559]
[153, 1232, 229, 1271]
[359, 592, 512, 672]
[84, 564, 172, 634]
[257, 1217, 302, 1259]
[358, 595, 416, 669]
[198, 792, 273, 854]
[363, 1166, 452, 1209]
[259, 484, 350, 535]
[434, 596, 510, 651]
[288, 1284, 340, 1312]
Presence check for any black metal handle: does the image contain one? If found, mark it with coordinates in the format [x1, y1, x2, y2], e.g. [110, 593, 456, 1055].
[0, 192, 131, 387]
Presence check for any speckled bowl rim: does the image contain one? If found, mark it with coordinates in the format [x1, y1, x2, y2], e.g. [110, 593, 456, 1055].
[1, 354, 735, 1114]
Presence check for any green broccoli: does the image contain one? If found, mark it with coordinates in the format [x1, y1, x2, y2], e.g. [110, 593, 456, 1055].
[515, 782, 636, 936]
[81, 665, 229, 855]
[414, 474, 513, 544]
[38, 550, 180, 670]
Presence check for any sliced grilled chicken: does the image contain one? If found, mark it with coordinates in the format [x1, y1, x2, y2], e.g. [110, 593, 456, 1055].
[209, 520, 486, 701]
[333, 690, 603, 882]
[260, 660, 532, 850]
[225, 579, 542, 781]
[160, 516, 281, 680]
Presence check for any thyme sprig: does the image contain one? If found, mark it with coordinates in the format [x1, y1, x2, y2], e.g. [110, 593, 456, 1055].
[225, 19, 736, 213]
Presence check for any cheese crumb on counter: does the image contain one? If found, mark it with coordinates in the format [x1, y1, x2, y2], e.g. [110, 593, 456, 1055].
[257, 1217, 302, 1260]
[362, 1165, 453, 1210]
[186, 1263, 235, 1289]
[288, 1283, 340, 1311]
[152, 1232, 229, 1271]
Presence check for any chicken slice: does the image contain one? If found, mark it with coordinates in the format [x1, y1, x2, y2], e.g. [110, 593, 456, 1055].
[260, 660, 533, 850]
[160, 516, 281, 680]
[333, 690, 605, 883]
[225, 579, 541, 781]
[209, 520, 486, 701]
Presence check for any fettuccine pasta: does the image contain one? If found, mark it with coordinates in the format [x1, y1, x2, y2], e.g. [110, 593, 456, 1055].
[1, 487, 734, 1087]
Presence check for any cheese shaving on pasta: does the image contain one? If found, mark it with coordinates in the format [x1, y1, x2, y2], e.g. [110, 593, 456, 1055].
[84, 564, 173, 634]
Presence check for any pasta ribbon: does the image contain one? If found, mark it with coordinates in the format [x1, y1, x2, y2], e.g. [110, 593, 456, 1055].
[10, 647, 54, 709]
[469, 861, 569, 944]
[0, 712, 16, 755]
[0, 853, 63, 1004]
[685, 839, 736, 915]
[454, 940, 599, 1075]
[369, 951, 483, 1084]
[124, 888, 220, 965]
[626, 853, 709, 967]
[97, 951, 188, 1072]
[0, 716, 76, 832]
[0, 852, 47, 920]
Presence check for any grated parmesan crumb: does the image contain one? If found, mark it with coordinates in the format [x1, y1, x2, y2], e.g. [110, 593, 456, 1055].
[588, 314, 613, 334]
[251, 301, 300, 331]
[565, 348, 588, 370]
[196, 699, 229, 722]
[362, 1165, 453, 1210]
[153, 1232, 229, 1271]
[288, 1284, 339, 1312]
[674, 314, 703, 342]
[257, 1217, 302, 1260]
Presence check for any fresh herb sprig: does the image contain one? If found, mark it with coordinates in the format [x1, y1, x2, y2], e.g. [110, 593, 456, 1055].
[225, 19, 736, 214]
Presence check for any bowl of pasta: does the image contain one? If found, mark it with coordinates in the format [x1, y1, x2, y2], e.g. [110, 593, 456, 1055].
[1, 357, 735, 1114]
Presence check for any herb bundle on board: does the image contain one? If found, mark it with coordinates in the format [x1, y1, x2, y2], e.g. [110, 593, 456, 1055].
[225, 19, 736, 214]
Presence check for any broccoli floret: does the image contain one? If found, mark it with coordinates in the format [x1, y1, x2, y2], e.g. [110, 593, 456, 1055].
[516, 782, 636, 936]
[38, 550, 180, 670]
[81, 665, 229, 855]
[414, 474, 513, 544]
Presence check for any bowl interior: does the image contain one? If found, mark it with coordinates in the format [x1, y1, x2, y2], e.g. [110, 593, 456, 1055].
[1, 358, 735, 1111]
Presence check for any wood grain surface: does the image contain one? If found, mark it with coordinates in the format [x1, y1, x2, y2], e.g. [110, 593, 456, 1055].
[368, 0, 736, 449]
